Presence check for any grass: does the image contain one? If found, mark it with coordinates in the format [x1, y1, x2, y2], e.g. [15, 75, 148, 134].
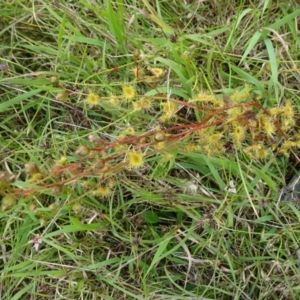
[1, 0, 300, 299]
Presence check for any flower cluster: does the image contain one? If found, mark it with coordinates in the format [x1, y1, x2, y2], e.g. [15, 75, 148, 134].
[189, 86, 298, 159]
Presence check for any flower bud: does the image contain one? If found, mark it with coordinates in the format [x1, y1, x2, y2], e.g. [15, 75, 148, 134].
[154, 131, 165, 141]
[25, 162, 40, 175]
[28, 202, 37, 213]
[56, 90, 68, 102]
[72, 203, 82, 214]
[51, 185, 63, 195]
[48, 203, 58, 211]
[51, 76, 60, 87]
[133, 49, 140, 60]
[40, 217, 47, 227]
[75, 145, 90, 156]
[2, 195, 16, 211]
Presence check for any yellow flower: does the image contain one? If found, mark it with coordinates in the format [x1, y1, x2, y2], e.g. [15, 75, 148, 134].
[108, 95, 120, 106]
[160, 101, 177, 121]
[256, 147, 269, 159]
[154, 141, 166, 150]
[261, 116, 275, 137]
[149, 67, 163, 78]
[127, 151, 144, 169]
[227, 106, 245, 121]
[207, 132, 223, 146]
[56, 156, 68, 166]
[28, 173, 42, 183]
[132, 99, 152, 112]
[163, 100, 176, 112]
[92, 186, 112, 198]
[161, 153, 174, 163]
[125, 126, 135, 136]
[278, 141, 297, 156]
[281, 117, 295, 131]
[184, 143, 200, 152]
[270, 107, 281, 116]
[114, 143, 126, 151]
[107, 178, 116, 189]
[56, 90, 68, 102]
[282, 100, 294, 118]
[192, 92, 222, 106]
[141, 99, 152, 110]
[85, 91, 100, 107]
[122, 85, 135, 100]
[72, 203, 82, 214]
[133, 101, 143, 111]
[231, 86, 251, 103]
[2, 195, 16, 211]
[231, 124, 246, 146]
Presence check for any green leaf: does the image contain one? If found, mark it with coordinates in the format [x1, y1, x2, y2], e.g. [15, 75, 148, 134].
[0, 89, 41, 113]
[269, 9, 300, 31]
[144, 234, 171, 278]
[225, 8, 253, 50]
[264, 38, 280, 99]
[142, 211, 160, 224]
[254, 215, 274, 223]
[230, 64, 265, 93]
[156, 57, 192, 96]
[240, 31, 262, 64]
[44, 222, 101, 238]
[11, 283, 33, 300]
